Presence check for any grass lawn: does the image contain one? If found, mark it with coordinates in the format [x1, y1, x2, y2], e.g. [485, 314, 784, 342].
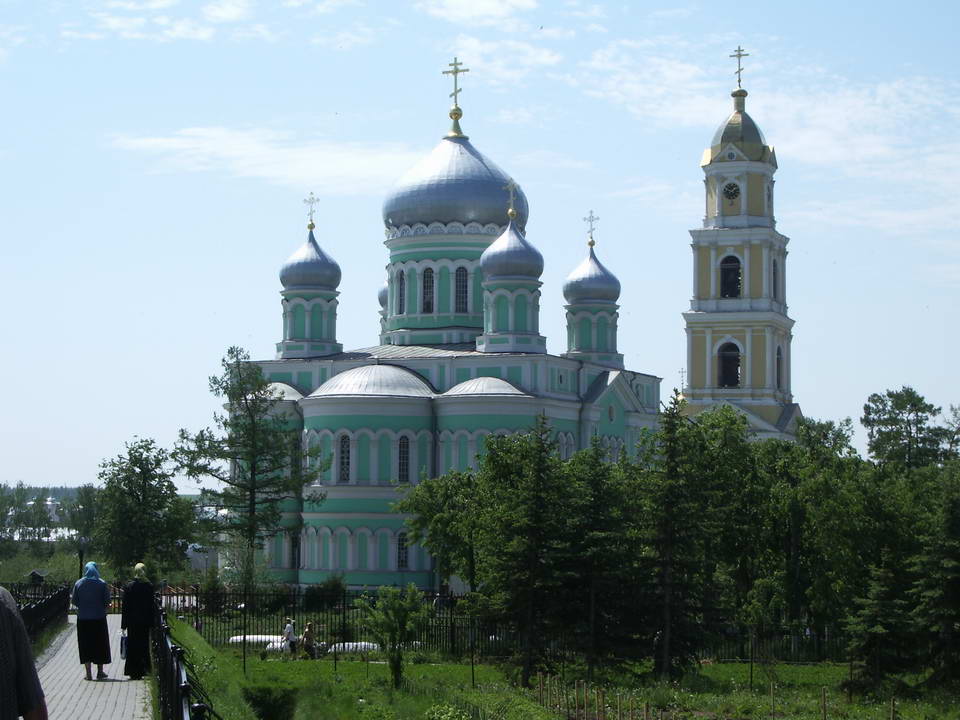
[167, 620, 958, 720]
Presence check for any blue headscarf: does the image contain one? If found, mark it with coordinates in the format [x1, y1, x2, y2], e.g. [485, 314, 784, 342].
[82, 561, 101, 581]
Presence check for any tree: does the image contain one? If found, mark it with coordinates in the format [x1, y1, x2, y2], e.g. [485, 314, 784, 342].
[63, 484, 100, 539]
[94, 437, 196, 575]
[394, 469, 482, 591]
[355, 584, 432, 689]
[175, 346, 323, 591]
[861, 387, 947, 471]
[910, 464, 960, 684]
[474, 415, 576, 687]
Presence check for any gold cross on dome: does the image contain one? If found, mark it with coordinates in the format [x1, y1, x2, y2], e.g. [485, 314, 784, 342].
[503, 180, 518, 216]
[730, 45, 749, 88]
[303, 192, 320, 226]
[443, 56, 470, 107]
[583, 210, 599, 241]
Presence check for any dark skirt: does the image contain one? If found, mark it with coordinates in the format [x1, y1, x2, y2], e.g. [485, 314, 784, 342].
[123, 623, 151, 678]
[77, 618, 111, 665]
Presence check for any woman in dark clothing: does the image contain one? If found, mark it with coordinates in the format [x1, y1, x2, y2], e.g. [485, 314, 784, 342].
[121, 562, 155, 680]
[72, 561, 112, 680]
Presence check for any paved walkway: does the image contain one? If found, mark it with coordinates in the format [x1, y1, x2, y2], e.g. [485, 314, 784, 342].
[37, 614, 151, 719]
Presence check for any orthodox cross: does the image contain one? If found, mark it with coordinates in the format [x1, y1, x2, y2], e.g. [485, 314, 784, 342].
[303, 192, 320, 226]
[583, 210, 599, 245]
[503, 180, 518, 214]
[443, 56, 469, 107]
[730, 45, 749, 88]
[679, 368, 687, 387]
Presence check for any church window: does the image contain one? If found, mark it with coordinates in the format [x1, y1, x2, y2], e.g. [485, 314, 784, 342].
[398, 436, 410, 483]
[396, 532, 408, 570]
[720, 256, 742, 298]
[718, 342, 741, 388]
[455, 267, 468, 313]
[776, 346, 783, 390]
[291, 535, 300, 570]
[338, 434, 350, 483]
[397, 271, 406, 314]
[422, 268, 434, 313]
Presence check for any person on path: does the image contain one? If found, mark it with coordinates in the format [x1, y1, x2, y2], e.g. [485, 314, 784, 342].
[282, 617, 296, 656]
[0, 585, 48, 720]
[120, 563, 154, 680]
[300, 621, 317, 659]
[72, 561, 112, 681]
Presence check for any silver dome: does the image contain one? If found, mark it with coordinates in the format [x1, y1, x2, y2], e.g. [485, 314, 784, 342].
[308, 364, 433, 398]
[267, 382, 304, 401]
[563, 246, 621, 303]
[480, 219, 544, 279]
[280, 228, 342, 290]
[377, 281, 388, 309]
[443, 377, 529, 397]
[711, 89, 767, 147]
[382, 136, 528, 229]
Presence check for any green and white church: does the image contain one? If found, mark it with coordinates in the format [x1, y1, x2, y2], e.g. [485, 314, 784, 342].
[253, 57, 799, 590]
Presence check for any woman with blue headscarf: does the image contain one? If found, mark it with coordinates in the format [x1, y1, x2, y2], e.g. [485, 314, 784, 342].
[72, 561, 112, 680]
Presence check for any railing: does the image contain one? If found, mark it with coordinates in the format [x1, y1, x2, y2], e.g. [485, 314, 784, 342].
[19, 585, 70, 641]
[152, 595, 223, 720]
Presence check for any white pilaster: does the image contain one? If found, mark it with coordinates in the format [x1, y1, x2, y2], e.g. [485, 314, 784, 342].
[762, 245, 770, 298]
[704, 328, 713, 387]
[709, 246, 717, 298]
[765, 328, 773, 389]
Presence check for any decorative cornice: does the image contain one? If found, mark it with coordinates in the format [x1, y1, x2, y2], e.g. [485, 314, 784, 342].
[384, 220, 504, 240]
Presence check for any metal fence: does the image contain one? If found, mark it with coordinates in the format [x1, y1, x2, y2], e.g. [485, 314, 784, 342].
[152, 595, 223, 720]
[18, 585, 70, 641]
[702, 628, 848, 664]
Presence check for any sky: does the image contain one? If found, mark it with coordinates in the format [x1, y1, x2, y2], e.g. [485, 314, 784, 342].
[1, 0, 957, 490]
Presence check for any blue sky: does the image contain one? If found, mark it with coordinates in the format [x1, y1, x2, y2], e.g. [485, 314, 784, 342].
[1, 0, 957, 489]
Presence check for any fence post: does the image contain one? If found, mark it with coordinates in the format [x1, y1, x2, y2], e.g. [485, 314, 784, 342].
[643, 700, 649, 720]
[770, 683, 775, 719]
[820, 686, 826, 720]
[889, 697, 896, 720]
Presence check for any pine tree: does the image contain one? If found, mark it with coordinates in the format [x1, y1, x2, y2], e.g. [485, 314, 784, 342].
[910, 466, 960, 684]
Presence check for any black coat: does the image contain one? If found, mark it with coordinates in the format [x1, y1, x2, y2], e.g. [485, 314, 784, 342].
[121, 579, 154, 629]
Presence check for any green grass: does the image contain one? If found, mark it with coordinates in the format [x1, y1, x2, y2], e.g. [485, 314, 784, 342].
[31, 617, 69, 658]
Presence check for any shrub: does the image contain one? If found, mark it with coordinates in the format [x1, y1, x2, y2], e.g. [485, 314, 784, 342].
[424, 704, 470, 720]
[242, 680, 299, 720]
[304, 573, 347, 611]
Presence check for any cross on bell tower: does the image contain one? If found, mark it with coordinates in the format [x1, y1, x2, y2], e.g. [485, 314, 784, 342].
[730, 45, 749, 88]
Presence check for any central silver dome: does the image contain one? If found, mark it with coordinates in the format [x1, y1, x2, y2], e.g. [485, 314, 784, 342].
[383, 136, 528, 230]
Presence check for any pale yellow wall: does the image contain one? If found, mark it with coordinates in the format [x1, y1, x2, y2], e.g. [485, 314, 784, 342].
[691, 333, 705, 386]
[706, 179, 717, 218]
[697, 246, 711, 299]
[747, 173, 765, 215]
[750, 244, 763, 297]
[752, 331, 766, 387]
[753, 405, 783, 426]
[719, 187, 737, 216]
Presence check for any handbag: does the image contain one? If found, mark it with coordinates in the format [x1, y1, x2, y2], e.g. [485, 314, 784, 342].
[120, 631, 128, 660]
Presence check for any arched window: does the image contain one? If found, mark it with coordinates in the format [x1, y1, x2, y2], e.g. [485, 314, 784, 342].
[454, 267, 468, 313]
[396, 271, 406, 314]
[398, 436, 410, 483]
[772, 259, 779, 300]
[338, 434, 350, 483]
[291, 535, 300, 570]
[776, 346, 783, 390]
[396, 532, 409, 570]
[422, 268, 434, 314]
[720, 256, 742, 298]
[718, 342, 741, 388]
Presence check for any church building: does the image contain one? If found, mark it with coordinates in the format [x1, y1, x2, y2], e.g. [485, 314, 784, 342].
[254, 56, 799, 589]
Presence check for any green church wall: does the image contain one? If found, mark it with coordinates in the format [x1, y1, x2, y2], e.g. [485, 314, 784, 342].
[311, 310, 323, 339]
[378, 439, 391, 483]
[358, 435, 370, 478]
[338, 538, 348, 569]
[437, 414, 537, 432]
[297, 371, 312, 390]
[269, 372, 294, 383]
[506, 366, 522, 386]
[406, 268, 417, 315]
[358, 534, 368, 569]
[292, 305, 306, 338]
[378, 534, 388, 570]
[458, 435, 469, 470]
[438, 267, 450, 312]
[454, 368, 471, 384]
[495, 296, 509, 331]
[305, 415, 431, 433]
[476, 367, 501, 378]
[437, 365, 446, 389]
[417, 435, 428, 477]
[515, 294, 528, 331]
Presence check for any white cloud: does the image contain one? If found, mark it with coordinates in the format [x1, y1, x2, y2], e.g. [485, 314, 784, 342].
[454, 34, 561, 86]
[232, 23, 280, 41]
[91, 13, 149, 39]
[0, 25, 28, 61]
[584, 23, 606, 33]
[202, 0, 254, 23]
[417, 0, 536, 26]
[312, 23, 376, 49]
[563, 1, 605, 19]
[649, 8, 694, 20]
[285, 0, 360, 12]
[104, 0, 179, 9]
[160, 18, 216, 40]
[113, 127, 425, 195]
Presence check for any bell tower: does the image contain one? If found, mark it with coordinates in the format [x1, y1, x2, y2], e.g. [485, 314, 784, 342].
[682, 50, 801, 438]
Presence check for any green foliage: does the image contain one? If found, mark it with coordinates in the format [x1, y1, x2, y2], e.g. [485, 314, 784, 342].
[93, 437, 195, 577]
[862, 386, 950, 470]
[175, 346, 326, 592]
[304, 573, 346, 610]
[423, 705, 469, 720]
[355, 583, 433, 689]
[242, 681, 299, 720]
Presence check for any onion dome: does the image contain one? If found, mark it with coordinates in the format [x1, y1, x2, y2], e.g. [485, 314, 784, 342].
[378, 281, 388, 309]
[479, 210, 543, 279]
[308, 364, 433, 398]
[382, 134, 528, 230]
[443, 377, 529, 397]
[279, 223, 342, 290]
[563, 242, 621, 304]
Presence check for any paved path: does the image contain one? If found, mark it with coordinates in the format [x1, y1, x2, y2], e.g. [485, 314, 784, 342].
[37, 614, 151, 719]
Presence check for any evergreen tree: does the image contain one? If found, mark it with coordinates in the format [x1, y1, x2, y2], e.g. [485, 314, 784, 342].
[846, 547, 915, 684]
[475, 415, 575, 687]
[862, 386, 948, 471]
[910, 464, 960, 684]
[175, 346, 323, 591]
[355, 584, 432, 689]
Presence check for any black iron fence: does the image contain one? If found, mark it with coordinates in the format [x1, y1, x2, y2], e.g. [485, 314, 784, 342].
[152, 595, 223, 720]
[702, 627, 848, 664]
[18, 585, 70, 641]
[6, 581, 68, 606]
